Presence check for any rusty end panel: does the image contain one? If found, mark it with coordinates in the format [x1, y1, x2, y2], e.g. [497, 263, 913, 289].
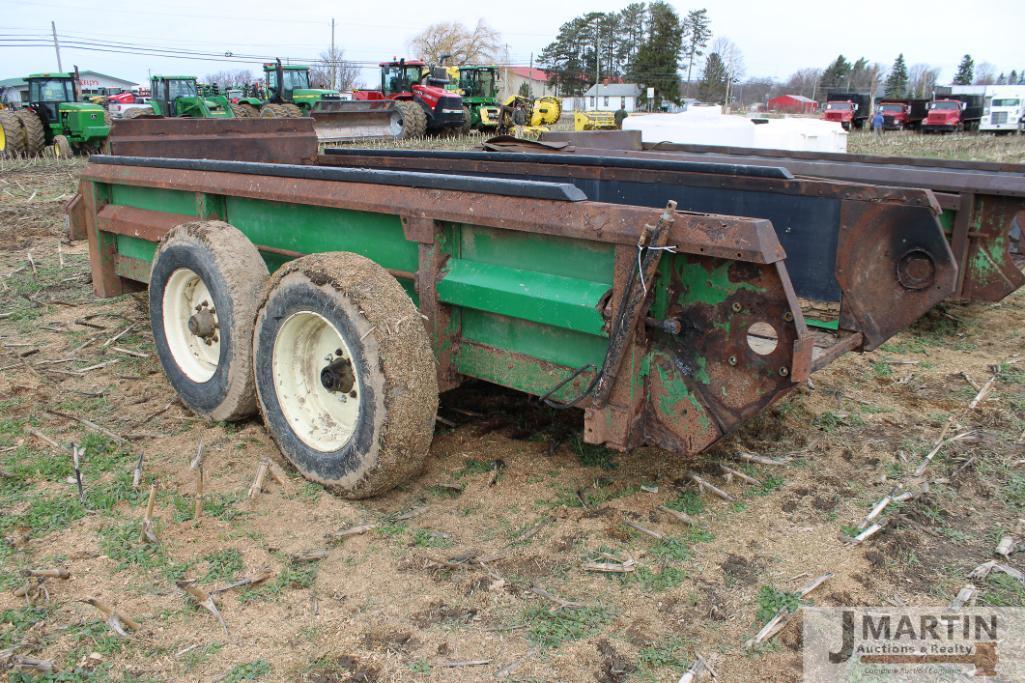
[319, 149, 957, 351]
[64, 189, 87, 241]
[107, 118, 320, 165]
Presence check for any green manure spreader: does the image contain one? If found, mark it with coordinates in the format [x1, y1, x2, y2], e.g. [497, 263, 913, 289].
[67, 118, 965, 498]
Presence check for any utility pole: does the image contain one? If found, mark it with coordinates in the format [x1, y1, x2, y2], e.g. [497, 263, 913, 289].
[528, 52, 533, 98]
[330, 18, 336, 89]
[503, 43, 509, 99]
[51, 21, 63, 71]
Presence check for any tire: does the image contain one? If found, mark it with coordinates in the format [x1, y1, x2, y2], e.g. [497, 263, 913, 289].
[0, 110, 24, 157]
[253, 252, 438, 498]
[461, 106, 473, 135]
[124, 106, 154, 119]
[15, 109, 46, 157]
[229, 103, 251, 118]
[282, 104, 303, 118]
[259, 103, 284, 118]
[240, 103, 259, 118]
[53, 135, 73, 159]
[103, 110, 112, 127]
[149, 221, 269, 422]
[396, 101, 427, 139]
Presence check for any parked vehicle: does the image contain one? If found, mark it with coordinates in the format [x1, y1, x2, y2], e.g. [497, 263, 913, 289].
[108, 99, 152, 119]
[821, 92, 870, 130]
[123, 76, 234, 120]
[923, 88, 984, 133]
[67, 118, 959, 497]
[981, 85, 1025, 135]
[0, 70, 110, 157]
[353, 58, 465, 137]
[877, 98, 929, 131]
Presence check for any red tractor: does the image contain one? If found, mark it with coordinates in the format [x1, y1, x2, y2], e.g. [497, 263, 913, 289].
[353, 59, 464, 138]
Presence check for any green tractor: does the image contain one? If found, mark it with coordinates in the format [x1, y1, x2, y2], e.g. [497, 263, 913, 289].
[0, 71, 110, 158]
[452, 65, 502, 132]
[258, 60, 345, 117]
[124, 76, 236, 120]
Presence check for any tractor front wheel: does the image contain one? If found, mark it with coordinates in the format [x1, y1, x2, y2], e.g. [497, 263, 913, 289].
[15, 109, 45, 157]
[460, 106, 473, 135]
[0, 110, 24, 157]
[52, 135, 73, 159]
[229, 103, 251, 118]
[149, 221, 269, 421]
[252, 252, 438, 498]
[124, 106, 155, 119]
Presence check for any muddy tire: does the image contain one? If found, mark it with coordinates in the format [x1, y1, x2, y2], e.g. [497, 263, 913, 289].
[282, 103, 303, 118]
[103, 110, 112, 127]
[259, 103, 285, 118]
[253, 252, 438, 498]
[239, 103, 259, 118]
[124, 106, 154, 119]
[53, 135, 73, 159]
[15, 109, 45, 157]
[461, 106, 473, 135]
[229, 103, 251, 118]
[396, 101, 427, 139]
[0, 110, 24, 157]
[149, 221, 269, 422]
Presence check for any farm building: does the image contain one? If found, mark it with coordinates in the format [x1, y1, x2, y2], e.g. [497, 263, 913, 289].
[582, 83, 642, 112]
[767, 94, 818, 114]
[501, 67, 550, 100]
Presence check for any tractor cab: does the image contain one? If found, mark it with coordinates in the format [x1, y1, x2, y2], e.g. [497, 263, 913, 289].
[263, 62, 343, 110]
[150, 76, 232, 118]
[26, 73, 77, 124]
[380, 60, 427, 97]
[458, 67, 499, 101]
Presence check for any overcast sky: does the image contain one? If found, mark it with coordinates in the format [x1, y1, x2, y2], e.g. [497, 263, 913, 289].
[5, 0, 1025, 87]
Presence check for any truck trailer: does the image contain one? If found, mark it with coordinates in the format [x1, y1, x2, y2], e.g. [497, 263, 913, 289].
[981, 85, 1025, 135]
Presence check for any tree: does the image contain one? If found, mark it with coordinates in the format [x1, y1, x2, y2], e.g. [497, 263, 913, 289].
[884, 54, 909, 98]
[974, 62, 996, 85]
[629, 2, 684, 107]
[538, 12, 614, 96]
[698, 52, 728, 103]
[785, 68, 822, 100]
[709, 37, 743, 109]
[996, 72, 1007, 85]
[681, 8, 711, 97]
[953, 54, 974, 85]
[517, 81, 531, 98]
[309, 48, 362, 92]
[908, 63, 940, 98]
[408, 19, 500, 65]
[1011, 69, 1020, 85]
[819, 55, 852, 92]
[204, 69, 254, 88]
[617, 3, 649, 72]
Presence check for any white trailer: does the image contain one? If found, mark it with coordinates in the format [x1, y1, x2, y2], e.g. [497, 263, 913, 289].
[981, 85, 1025, 134]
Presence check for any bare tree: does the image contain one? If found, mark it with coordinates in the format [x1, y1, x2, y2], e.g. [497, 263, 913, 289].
[710, 37, 745, 82]
[785, 68, 823, 99]
[974, 62, 997, 85]
[309, 48, 363, 91]
[908, 63, 940, 98]
[408, 19, 500, 65]
[204, 69, 255, 88]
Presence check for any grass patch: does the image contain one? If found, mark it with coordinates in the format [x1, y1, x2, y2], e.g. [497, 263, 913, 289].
[98, 520, 167, 572]
[571, 436, 618, 470]
[453, 459, 492, 479]
[223, 659, 271, 682]
[664, 490, 704, 516]
[200, 548, 244, 584]
[755, 585, 801, 624]
[523, 604, 612, 649]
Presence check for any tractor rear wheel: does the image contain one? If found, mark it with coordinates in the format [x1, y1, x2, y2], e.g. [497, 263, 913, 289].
[149, 221, 269, 421]
[460, 106, 473, 135]
[15, 109, 45, 157]
[259, 103, 285, 118]
[239, 103, 259, 118]
[124, 106, 154, 119]
[229, 103, 251, 118]
[53, 135, 73, 159]
[252, 252, 438, 498]
[396, 101, 427, 139]
[0, 110, 24, 157]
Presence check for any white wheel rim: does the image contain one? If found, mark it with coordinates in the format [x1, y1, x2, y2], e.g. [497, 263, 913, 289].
[272, 311, 361, 452]
[162, 268, 220, 382]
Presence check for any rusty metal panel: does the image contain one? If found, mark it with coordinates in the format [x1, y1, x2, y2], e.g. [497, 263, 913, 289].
[107, 117, 320, 165]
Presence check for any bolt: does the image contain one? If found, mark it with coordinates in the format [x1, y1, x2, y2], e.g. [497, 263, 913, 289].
[338, 394, 347, 402]
[349, 390, 357, 398]
[335, 348, 343, 356]
[731, 302, 742, 313]
[783, 311, 794, 322]
[779, 367, 789, 377]
[728, 355, 737, 366]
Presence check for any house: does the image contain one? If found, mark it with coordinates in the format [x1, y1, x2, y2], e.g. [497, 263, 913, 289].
[501, 67, 550, 100]
[581, 83, 642, 112]
[767, 94, 818, 114]
[0, 70, 139, 105]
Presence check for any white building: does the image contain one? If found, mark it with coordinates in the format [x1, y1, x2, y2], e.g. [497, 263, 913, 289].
[581, 83, 642, 112]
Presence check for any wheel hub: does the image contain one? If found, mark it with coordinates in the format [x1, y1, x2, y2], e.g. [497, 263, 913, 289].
[188, 303, 219, 343]
[320, 354, 355, 394]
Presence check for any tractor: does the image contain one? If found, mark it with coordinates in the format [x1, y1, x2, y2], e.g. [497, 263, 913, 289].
[0, 71, 110, 158]
[353, 59, 465, 138]
[123, 76, 235, 120]
[490, 95, 563, 137]
[451, 65, 502, 132]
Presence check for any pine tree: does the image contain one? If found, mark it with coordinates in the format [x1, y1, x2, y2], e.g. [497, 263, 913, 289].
[953, 55, 974, 85]
[681, 8, 712, 97]
[996, 73, 1007, 85]
[1010, 69, 1019, 85]
[884, 54, 909, 98]
[819, 55, 852, 93]
[698, 52, 728, 103]
[629, 2, 684, 107]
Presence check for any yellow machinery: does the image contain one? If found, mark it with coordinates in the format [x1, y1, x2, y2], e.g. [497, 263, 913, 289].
[574, 111, 618, 131]
[483, 95, 562, 136]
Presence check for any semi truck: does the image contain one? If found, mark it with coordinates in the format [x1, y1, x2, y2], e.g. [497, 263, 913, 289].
[821, 92, 870, 130]
[877, 98, 929, 131]
[980, 85, 1025, 135]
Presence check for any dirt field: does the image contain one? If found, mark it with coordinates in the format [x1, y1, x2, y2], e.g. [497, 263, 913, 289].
[1, 148, 1024, 683]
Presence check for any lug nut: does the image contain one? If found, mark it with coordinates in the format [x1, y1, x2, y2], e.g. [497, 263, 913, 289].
[728, 355, 737, 366]
[779, 367, 789, 377]
[783, 311, 794, 322]
[731, 302, 742, 313]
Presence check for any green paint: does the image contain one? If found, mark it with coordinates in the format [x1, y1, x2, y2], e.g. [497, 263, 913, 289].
[459, 224, 615, 284]
[652, 353, 709, 430]
[109, 185, 197, 216]
[115, 235, 156, 261]
[459, 309, 606, 370]
[454, 342, 596, 401]
[938, 209, 954, 235]
[224, 197, 417, 273]
[438, 259, 608, 336]
[806, 318, 839, 331]
[969, 234, 1007, 283]
[693, 356, 709, 385]
[675, 257, 762, 307]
